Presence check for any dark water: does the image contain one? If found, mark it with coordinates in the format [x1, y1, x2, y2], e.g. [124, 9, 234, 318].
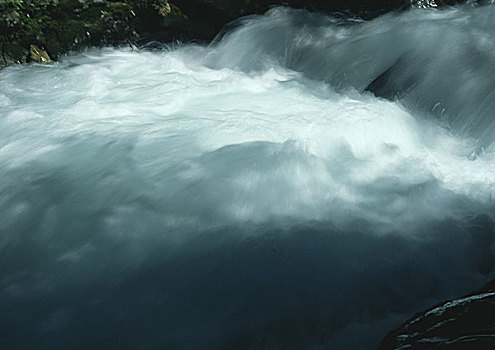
[1, 5, 495, 349]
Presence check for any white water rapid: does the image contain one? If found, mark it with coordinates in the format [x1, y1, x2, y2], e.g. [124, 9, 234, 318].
[1, 5, 495, 350]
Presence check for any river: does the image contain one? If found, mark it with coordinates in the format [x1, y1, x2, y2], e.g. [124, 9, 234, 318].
[1, 5, 495, 349]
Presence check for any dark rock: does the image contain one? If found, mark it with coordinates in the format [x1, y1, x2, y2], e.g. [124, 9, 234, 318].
[380, 279, 495, 349]
[286, 0, 410, 17]
[176, 0, 408, 35]
[413, 0, 493, 8]
[0, 40, 28, 66]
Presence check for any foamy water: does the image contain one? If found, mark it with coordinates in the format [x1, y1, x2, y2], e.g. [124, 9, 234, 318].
[1, 5, 495, 350]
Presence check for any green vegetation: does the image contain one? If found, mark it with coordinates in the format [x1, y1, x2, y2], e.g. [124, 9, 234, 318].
[0, 0, 193, 67]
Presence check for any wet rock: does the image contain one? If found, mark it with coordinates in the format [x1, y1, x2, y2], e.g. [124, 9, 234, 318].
[380, 279, 495, 349]
[29, 44, 51, 62]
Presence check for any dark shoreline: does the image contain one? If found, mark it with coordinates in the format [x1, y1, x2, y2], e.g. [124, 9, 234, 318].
[0, 0, 488, 68]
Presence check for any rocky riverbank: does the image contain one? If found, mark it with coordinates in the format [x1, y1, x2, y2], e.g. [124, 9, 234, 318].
[0, 0, 491, 68]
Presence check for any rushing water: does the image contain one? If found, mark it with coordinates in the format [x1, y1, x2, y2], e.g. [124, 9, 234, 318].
[1, 5, 495, 350]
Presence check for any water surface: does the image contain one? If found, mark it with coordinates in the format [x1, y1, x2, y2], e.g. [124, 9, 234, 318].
[1, 5, 495, 349]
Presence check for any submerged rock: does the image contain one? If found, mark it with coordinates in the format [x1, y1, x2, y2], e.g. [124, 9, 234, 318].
[380, 279, 495, 349]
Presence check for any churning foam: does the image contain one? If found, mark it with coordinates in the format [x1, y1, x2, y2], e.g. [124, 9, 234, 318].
[0, 45, 494, 237]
